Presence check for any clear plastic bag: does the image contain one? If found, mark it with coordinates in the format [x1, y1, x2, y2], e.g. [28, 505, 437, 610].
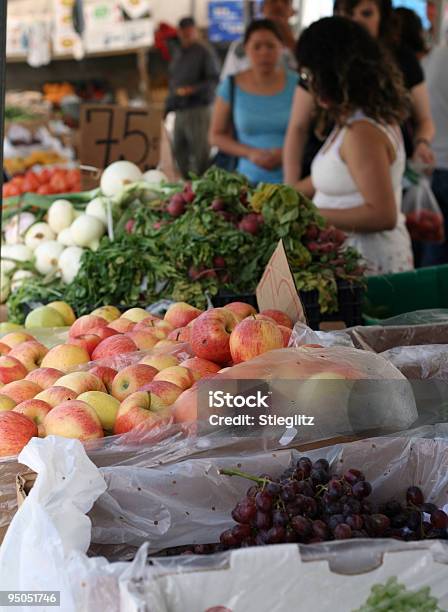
[403, 176, 445, 243]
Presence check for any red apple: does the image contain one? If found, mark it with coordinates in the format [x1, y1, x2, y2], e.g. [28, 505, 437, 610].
[133, 316, 163, 332]
[253, 314, 278, 325]
[9, 340, 49, 371]
[43, 400, 104, 441]
[113, 391, 172, 435]
[229, 318, 284, 364]
[13, 399, 52, 425]
[0, 342, 10, 355]
[126, 330, 163, 350]
[260, 309, 293, 329]
[0, 411, 38, 457]
[70, 334, 102, 356]
[190, 308, 238, 364]
[154, 339, 181, 351]
[138, 381, 183, 405]
[111, 364, 158, 401]
[139, 354, 179, 371]
[223, 302, 257, 321]
[69, 315, 108, 339]
[107, 318, 135, 334]
[164, 302, 202, 329]
[91, 335, 138, 361]
[172, 385, 199, 424]
[153, 365, 195, 391]
[181, 357, 221, 379]
[96, 326, 120, 341]
[0, 355, 28, 384]
[168, 327, 191, 343]
[278, 325, 292, 347]
[0, 380, 41, 403]
[35, 386, 78, 408]
[89, 366, 117, 394]
[25, 367, 63, 389]
[55, 372, 106, 394]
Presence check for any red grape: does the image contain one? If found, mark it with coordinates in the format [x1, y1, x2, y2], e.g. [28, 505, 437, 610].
[352, 481, 372, 499]
[334, 524, 352, 539]
[406, 486, 424, 507]
[255, 491, 273, 513]
[431, 510, 448, 529]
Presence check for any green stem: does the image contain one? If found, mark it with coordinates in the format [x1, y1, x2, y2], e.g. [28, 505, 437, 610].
[219, 468, 269, 485]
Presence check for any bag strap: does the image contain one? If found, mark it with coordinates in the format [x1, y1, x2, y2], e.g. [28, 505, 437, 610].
[229, 75, 237, 138]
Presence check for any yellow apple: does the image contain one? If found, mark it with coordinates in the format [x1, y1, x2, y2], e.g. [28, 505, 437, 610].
[78, 391, 120, 431]
[90, 305, 121, 322]
[47, 301, 76, 326]
[25, 306, 65, 329]
[41, 343, 90, 373]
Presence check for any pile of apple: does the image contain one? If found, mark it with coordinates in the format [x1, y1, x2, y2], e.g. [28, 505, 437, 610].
[0, 300, 294, 458]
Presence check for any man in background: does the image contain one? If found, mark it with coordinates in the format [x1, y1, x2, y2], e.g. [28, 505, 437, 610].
[221, 0, 296, 79]
[166, 17, 220, 178]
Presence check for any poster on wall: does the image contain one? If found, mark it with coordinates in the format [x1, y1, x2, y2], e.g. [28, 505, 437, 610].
[208, 0, 262, 42]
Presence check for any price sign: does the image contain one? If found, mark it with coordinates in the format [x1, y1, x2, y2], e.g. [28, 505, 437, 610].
[256, 240, 306, 324]
[79, 104, 163, 172]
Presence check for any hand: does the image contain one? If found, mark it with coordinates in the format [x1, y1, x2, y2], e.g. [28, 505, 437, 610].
[248, 148, 281, 170]
[413, 141, 435, 171]
[176, 85, 195, 96]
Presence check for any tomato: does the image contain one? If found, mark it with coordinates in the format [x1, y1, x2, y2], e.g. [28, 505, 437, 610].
[49, 173, 68, 193]
[3, 183, 21, 198]
[37, 169, 52, 185]
[11, 176, 25, 189]
[66, 168, 80, 188]
[37, 184, 53, 195]
[22, 173, 40, 193]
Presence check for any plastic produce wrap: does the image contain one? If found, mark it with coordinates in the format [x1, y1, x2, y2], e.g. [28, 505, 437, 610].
[2, 436, 448, 612]
[172, 347, 417, 445]
[289, 321, 355, 348]
[0, 327, 69, 348]
[403, 175, 445, 243]
[370, 309, 448, 327]
[346, 323, 448, 353]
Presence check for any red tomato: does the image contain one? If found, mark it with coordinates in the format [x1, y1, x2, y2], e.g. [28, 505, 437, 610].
[37, 169, 52, 185]
[66, 169, 80, 188]
[22, 173, 40, 193]
[37, 184, 53, 195]
[3, 183, 21, 198]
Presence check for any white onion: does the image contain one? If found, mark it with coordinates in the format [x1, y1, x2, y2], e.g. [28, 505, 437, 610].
[100, 161, 142, 197]
[25, 222, 55, 251]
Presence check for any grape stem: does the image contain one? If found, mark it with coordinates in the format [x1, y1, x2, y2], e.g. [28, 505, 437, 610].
[219, 468, 269, 485]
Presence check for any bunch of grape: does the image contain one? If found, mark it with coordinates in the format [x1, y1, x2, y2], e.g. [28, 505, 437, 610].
[217, 458, 448, 549]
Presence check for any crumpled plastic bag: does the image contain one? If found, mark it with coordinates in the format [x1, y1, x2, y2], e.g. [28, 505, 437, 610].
[403, 174, 445, 243]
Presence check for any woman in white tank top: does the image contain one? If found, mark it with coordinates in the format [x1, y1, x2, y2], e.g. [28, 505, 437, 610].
[294, 17, 414, 276]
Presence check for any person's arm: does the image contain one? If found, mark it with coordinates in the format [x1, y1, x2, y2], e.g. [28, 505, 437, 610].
[295, 176, 315, 198]
[209, 97, 276, 169]
[318, 122, 398, 233]
[283, 86, 315, 185]
[410, 82, 435, 165]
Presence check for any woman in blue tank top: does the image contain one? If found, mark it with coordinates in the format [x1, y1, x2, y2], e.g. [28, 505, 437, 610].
[209, 19, 297, 185]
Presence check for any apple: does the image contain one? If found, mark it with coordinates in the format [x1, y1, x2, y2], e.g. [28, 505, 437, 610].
[125, 330, 160, 350]
[164, 302, 202, 329]
[111, 364, 158, 401]
[278, 325, 292, 347]
[0, 380, 42, 404]
[190, 308, 238, 364]
[43, 400, 104, 440]
[223, 302, 257, 321]
[139, 354, 179, 371]
[25, 306, 65, 329]
[154, 339, 181, 351]
[91, 335, 138, 361]
[9, 340, 49, 371]
[13, 399, 52, 425]
[113, 391, 172, 435]
[77, 391, 119, 432]
[47, 301, 76, 326]
[260, 309, 293, 329]
[0, 411, 38, 457]
[172, 385, 199, 424]
[35, 385, 78, 408]
[168, 327, 191, 343]
[0, 355, 28, 384]
[153, 365, 195, 391]
[253, 314, 278, 325]
[89, 365, 117, 394]
[229, 318, 284, 364]
[121, 308, 153, 323]
[69, 314, 108, 339]
[1, 331, 35, 349]
[139, 381, 183, 405]
[0, 322, 22, 333]
[25, 367, 63, 389]
[41, 343, 90, 373]
[0, 394, 16, 412]
[0, 342, 10, 356]
[70, 334, 101, 357]
[133, 316, 163, 332]
[107, 318, 135, 334]
[95, 326, 119, 340]
[90, 305, 121, 322]
[180, 357, 221, 379]
[153, 320, 175, 334]
[55, 372, 106, 394]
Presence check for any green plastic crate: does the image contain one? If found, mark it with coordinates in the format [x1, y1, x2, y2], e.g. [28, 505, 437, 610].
[363, 265, 448, 325]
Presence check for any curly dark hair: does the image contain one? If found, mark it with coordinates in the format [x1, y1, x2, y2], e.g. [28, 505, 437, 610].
[296, 17, 410, 126]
